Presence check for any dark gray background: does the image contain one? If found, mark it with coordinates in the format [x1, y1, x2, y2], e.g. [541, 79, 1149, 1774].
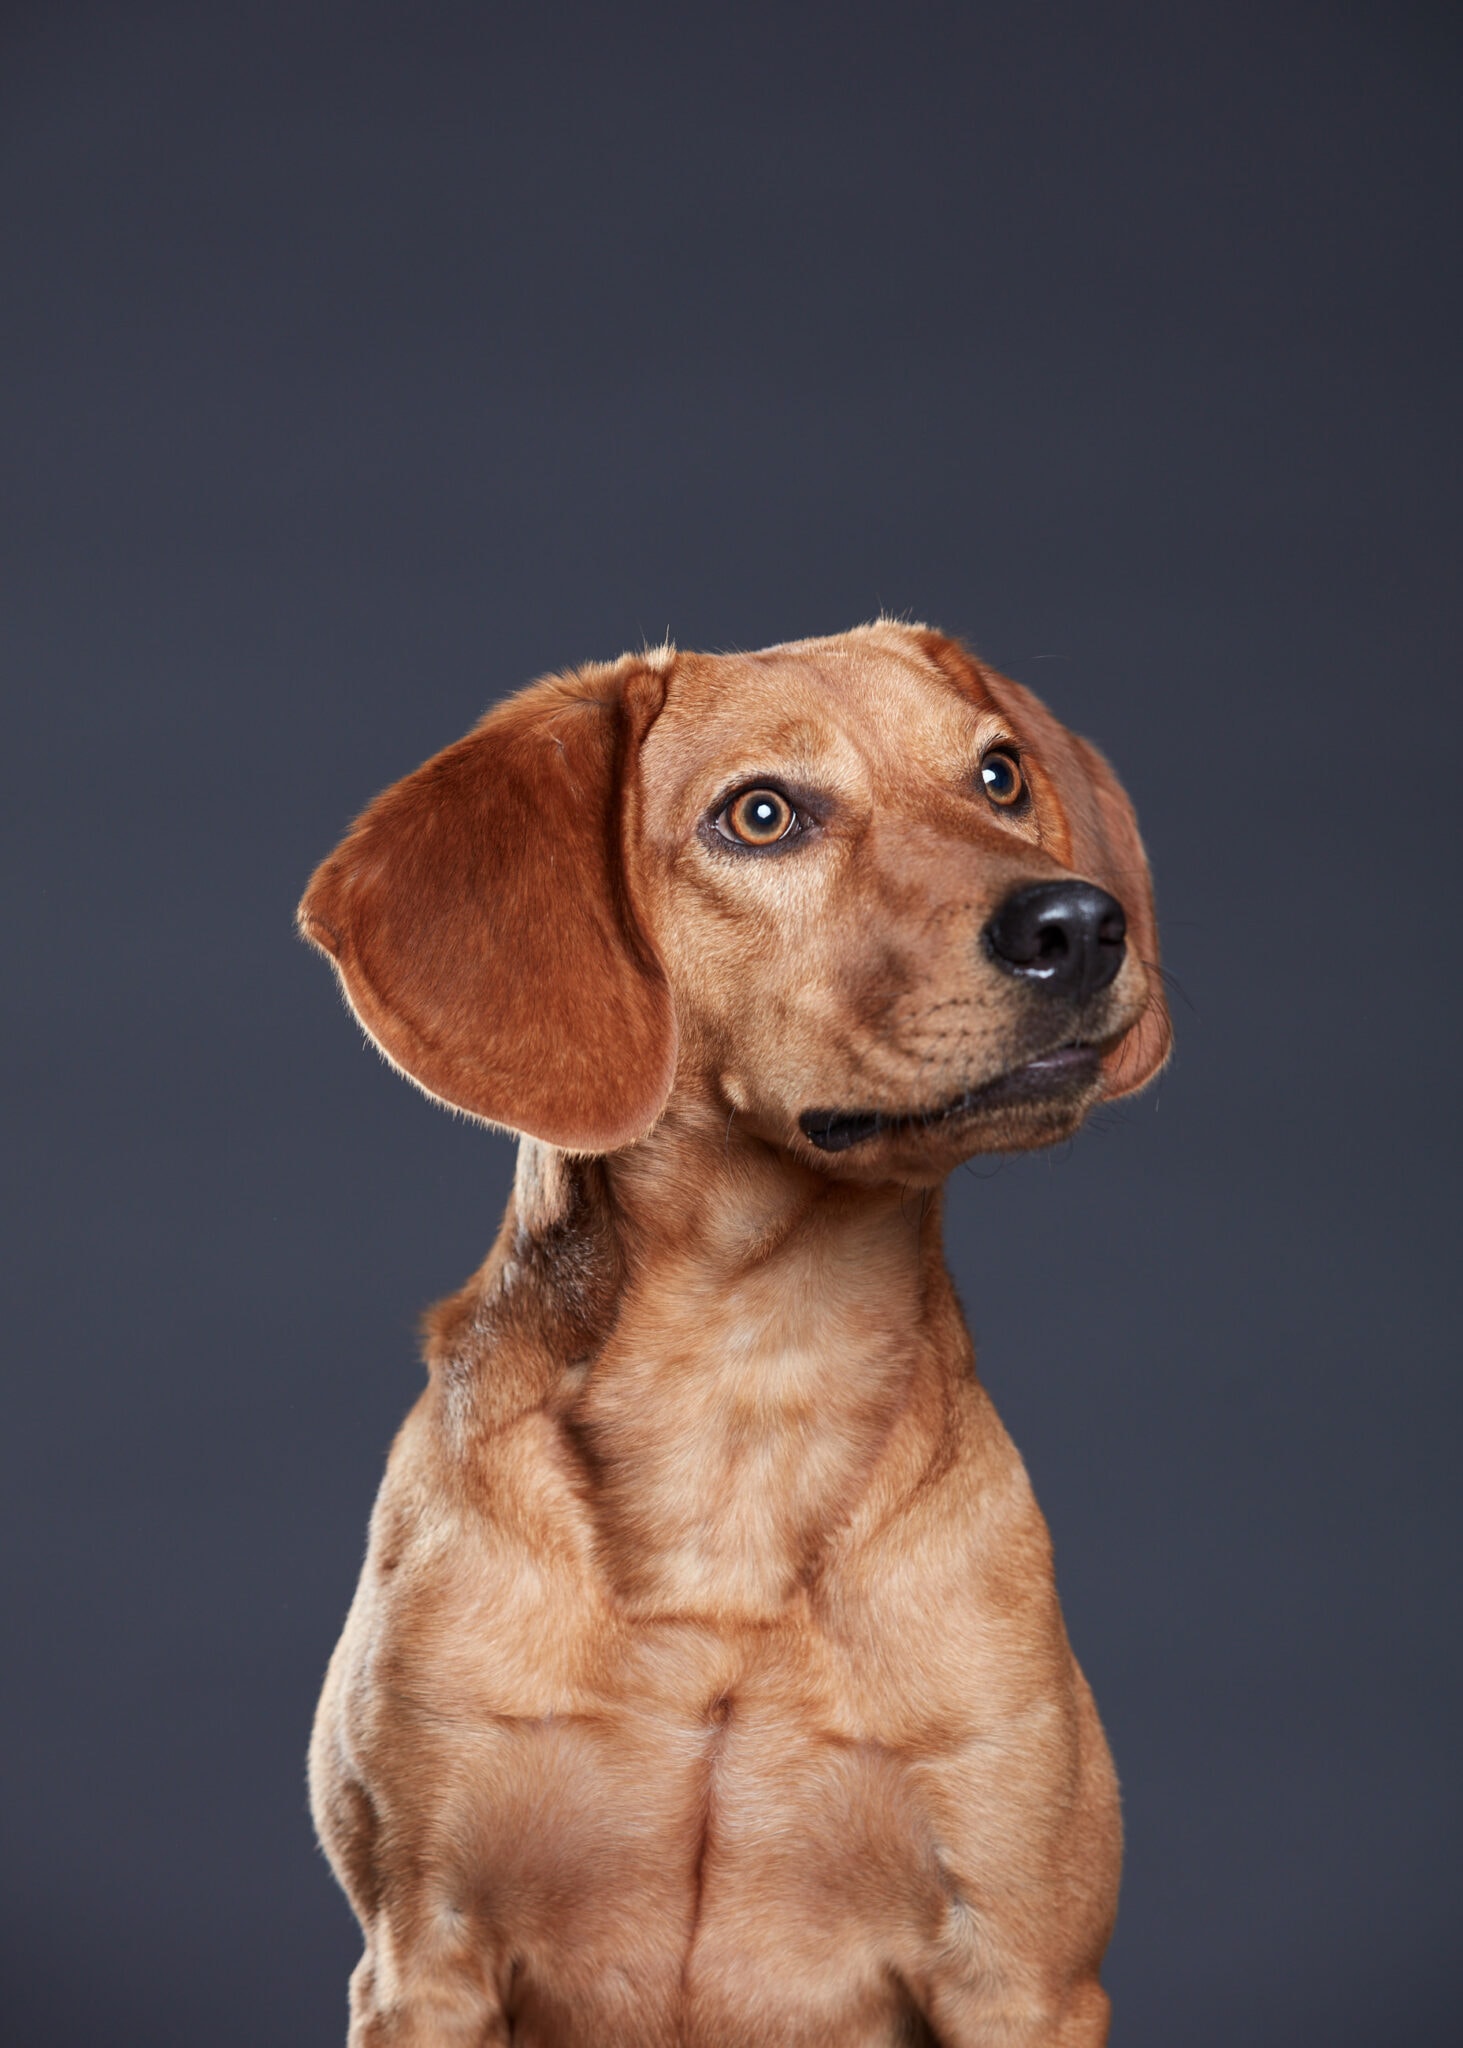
[3, 3, 1459, 2042]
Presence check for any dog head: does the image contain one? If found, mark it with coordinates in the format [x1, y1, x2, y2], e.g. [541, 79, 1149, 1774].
[299, 623, 1169, 1178]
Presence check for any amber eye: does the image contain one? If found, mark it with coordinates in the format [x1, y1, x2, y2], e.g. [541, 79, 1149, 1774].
[718, 787, 797, 847]
[980, 750, 1024, 807]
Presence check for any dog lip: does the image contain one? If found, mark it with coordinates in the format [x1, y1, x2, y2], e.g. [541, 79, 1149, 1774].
[799, 1043, 1102, 1153]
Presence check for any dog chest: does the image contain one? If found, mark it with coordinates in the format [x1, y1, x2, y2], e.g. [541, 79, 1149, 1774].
[369, 1672, 957, 2048]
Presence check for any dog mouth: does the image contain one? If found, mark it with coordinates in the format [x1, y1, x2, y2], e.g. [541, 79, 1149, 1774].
[798, 1042, 1102, 1154]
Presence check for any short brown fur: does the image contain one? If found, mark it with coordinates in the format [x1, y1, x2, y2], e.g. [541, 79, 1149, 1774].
[299, 621, 1170, 2046]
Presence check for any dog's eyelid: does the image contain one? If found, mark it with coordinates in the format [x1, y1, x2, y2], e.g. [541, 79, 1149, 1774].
[704, 776, 829, 825]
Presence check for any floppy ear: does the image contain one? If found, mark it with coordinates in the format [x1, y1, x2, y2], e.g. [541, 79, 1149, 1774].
[918, 631, 1171, 1102]
[298, 662, 678, 1151]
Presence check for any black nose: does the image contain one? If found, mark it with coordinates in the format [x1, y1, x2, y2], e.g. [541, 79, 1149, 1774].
[984, 881, 1127, 1001]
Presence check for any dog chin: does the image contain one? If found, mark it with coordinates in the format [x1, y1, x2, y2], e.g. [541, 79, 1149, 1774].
[795, 1043, 1105, 1176]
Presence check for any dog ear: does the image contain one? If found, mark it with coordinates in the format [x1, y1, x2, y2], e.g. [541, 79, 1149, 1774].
[919, 633, 1171, 1101]
[298, 662, 678, 1151]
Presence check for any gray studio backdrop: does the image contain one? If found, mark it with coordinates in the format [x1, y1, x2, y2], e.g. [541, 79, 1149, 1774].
[3, 4, 1458, 2044]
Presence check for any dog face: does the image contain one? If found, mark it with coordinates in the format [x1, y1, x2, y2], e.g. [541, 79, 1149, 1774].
[632, 625, 1166, 1183]
[299, 622, 1168, 1172]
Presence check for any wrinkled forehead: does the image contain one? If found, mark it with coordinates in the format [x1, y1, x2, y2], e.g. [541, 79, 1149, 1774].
[641, 640, 1004, 824]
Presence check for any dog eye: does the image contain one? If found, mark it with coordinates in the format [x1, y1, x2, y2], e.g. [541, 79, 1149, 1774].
[979, 750, 1024, 808]
[717, 787, 798, 847]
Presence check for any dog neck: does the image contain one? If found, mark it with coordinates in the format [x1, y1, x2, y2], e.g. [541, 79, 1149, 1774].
[515, 1100, 963, 1621]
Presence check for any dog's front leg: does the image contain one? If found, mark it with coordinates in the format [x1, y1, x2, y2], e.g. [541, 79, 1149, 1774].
[345, 1909, 512, 2048]
[914, 1972, 1111, 2048]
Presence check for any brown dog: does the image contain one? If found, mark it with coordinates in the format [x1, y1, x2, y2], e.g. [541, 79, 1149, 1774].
[299, 620, 1170, 2047]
